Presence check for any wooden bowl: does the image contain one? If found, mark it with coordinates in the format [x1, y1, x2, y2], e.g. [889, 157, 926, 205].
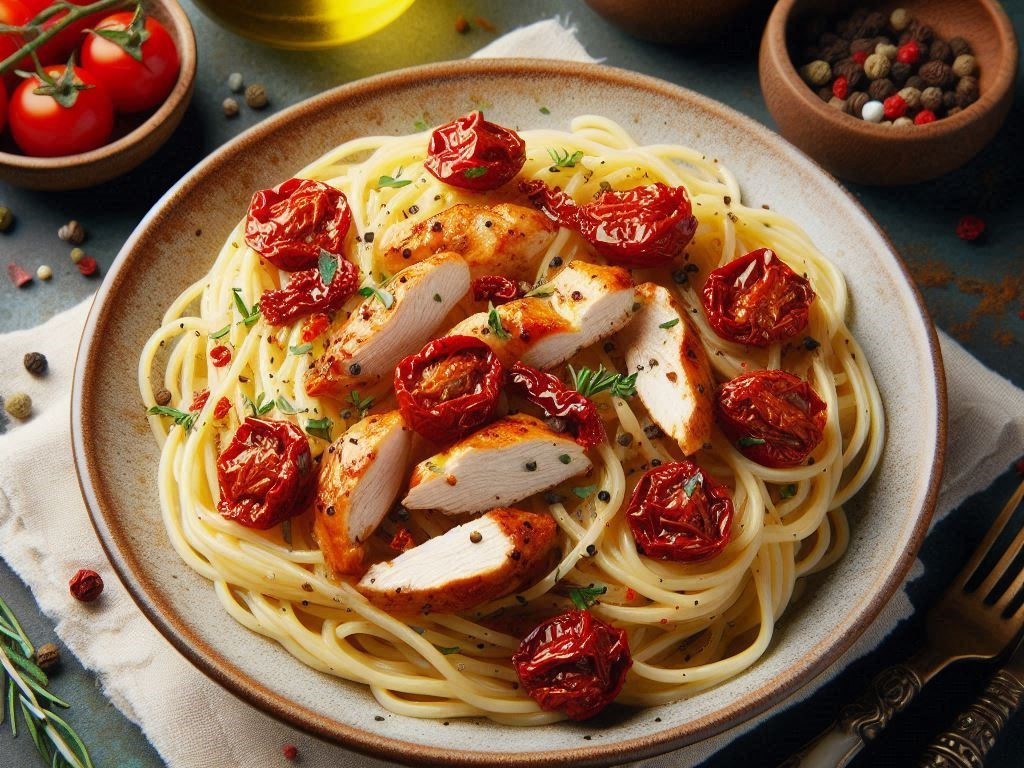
[585, 0, 762, 45]
[0, 0, 196, 191]
[759, 0, 1018, 185]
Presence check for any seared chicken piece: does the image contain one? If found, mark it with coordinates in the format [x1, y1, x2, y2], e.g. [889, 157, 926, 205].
[357, 507, 557, 615]
[378, 203, 556, 283]
[313, 411, 412, 575]
[402, 414, 590, 514]
[446, 260, 636, 369]
[619, 283, 714, 455]
[305, 252, 471, 398]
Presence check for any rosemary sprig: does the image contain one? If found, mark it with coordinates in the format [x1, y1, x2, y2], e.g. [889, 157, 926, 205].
[0, 596, 93, 768]
[346, 390, 374, 419]
[569, 364, 637, 399]
[568, 584, 606, 610]
[231, 288, 260, 327]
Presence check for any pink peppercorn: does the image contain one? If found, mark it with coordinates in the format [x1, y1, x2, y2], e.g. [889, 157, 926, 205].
[883, 94, 907, 119]
[7, 262, 32, 288]
[832, 75, 849, 100]
[852, 51, 868, 66]
[282, 744, 298, 761]
[914, 110, 937, 125]
[897, 40, 920, 64]
[956, 215, 985, 241]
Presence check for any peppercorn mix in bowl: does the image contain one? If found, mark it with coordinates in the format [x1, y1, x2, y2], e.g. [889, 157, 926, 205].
[759, 0, 1018, 184]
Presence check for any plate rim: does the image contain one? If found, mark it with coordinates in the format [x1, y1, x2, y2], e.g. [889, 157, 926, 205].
[71, 57, 948, 767]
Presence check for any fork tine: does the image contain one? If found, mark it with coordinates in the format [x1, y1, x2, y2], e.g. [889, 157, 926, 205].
[977, 520, 1024, 603]
[953, 477, 1024, 591]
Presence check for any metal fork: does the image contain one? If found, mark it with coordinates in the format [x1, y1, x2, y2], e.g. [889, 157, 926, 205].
[782, 477, 1024, 768]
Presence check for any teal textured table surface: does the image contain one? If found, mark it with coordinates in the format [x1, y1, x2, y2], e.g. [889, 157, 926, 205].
[1, 1, 1022, 766]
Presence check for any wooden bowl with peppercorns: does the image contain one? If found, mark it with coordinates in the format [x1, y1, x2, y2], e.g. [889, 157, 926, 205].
[0, 0, 196, 191]
[759, 0, 1017, 185]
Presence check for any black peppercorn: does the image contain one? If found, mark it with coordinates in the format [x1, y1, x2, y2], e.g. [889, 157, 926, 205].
[616, 433, 633, 446]
[949, 36, 972, 58]
[349, 363, 362, 375]
[23, 351, 47, 376]
[549, 256, 563, 268]
[929, 38, 952, 64]
[597, 490, 611, 502]
[586, 544, 597, 556]
[643, 424, 663, 440]
[524, 461, 537, 472]
[834, 58, 864, 88]
[868, 78, 896, 101]
[889, 61, 911, 86]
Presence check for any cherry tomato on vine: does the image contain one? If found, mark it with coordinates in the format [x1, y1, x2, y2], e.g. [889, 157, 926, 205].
[424, 111, 526, 191]
[626, 460, 734, 562]
[701, 248, 815, 347]
[20, 0, 103, 65]
[0, 81, 7, 134]
[394, 335, 504, 443]
[9, 63, 113, 157]
[521, 180, 697, 267]
[80, 8, 180, 113]
[716, 369, 827, 468]
[0, 0, 33, 79]
[512, 609, 632, 720]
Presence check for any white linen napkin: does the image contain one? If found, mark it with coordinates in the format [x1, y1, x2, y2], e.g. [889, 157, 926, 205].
[1, 19, 1023, 768]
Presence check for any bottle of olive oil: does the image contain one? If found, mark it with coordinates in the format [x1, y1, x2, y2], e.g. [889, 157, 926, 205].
[193, 0, 417, 49]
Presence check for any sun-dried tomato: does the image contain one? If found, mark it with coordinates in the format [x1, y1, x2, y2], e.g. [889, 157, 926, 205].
[210, 345, 232, 367]
[520, 180, 697, 267]
[301, 312, 330, 342]
[424, 111, 526, 191]
[213, 396, 232, 420]
[244, 178, 352, 271]
[626, 460, 733, 562]
[701, 248, 814, 347]
[389, 526, 415, 552]
[190, 389, 210, 411]
[260, 258, 358, 326]
[716, 369, 827, 468]
[216, 418, 316, 529]
[512, 609, 632, 721]
[506, 362, 605, 449]
[471, 274, 521, 304]
[394, 335, 503, 443]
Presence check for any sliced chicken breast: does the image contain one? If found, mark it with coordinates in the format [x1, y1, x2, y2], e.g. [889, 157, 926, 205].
[403, 414, 590, 514]
[619, 283, 714, 456]
[313, 411, 412, 575]
[446, 260, 636, 369]
[357, 507, 557, 615]
[305, 252, 471, 398]
[378, 203, 556, 283]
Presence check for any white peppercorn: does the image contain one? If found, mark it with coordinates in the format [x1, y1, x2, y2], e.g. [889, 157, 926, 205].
[800, 60, 832, 86]
[952, 54, 977, 77]
[4, 392, 32, 420]
[227, 72, 244, 92]
[864, 53, 891, 80]
[222, 97, 239, 118]
[893, 116, 914, 127]
[897, 86, 922, 110]
[69, 247, 85, 264]
[36, 264, 52, 281]
[875, 42, 898, 61]
[890, 8, 911, 32]
[861, 100, 885, 123]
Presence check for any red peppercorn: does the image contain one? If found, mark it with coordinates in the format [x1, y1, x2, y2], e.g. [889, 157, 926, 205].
[883, 94, 907, 119]
[69, 569, 103, 602]
[213, 396, 231, 419]
[282, 744, 298, 761]
[897, 40, 920, 64]
[832, 75, 849, 100]
[77, 257, 99, 276]
[625, 587, 637, 601]
[956, 215, 986, 241]
[300, 312, 330, 342]
[914, 110, 937, 125]
[852, 51, 868, 66]
[210, 345, 232, 367]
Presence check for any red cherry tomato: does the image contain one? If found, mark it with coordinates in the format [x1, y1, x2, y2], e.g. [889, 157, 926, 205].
[701, 248, 815, 347]
[424, 111, 526, 191]
[471, 274, 522, 304]
[0, 0, 32, 77]
[216, 418, 317, 529]
[0, 80, 7, 134]
[79, 9, 179, 113]
[8, 64, 114, 157]
[245, 178, 353, 272]
[520, 180, 697, 267]
[626, 460, 734, 562]
[210, 345, 232, 367]
[20, 0, 105, 65]
[716, 370, 827, 468]
[506, 361, 605, 449]
[394, 335, 504, 443]
[260, 258, 359, 327]
[512, 609, 632, 721]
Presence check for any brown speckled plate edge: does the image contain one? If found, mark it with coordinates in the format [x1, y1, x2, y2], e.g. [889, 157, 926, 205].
[71, 58, 946, 767]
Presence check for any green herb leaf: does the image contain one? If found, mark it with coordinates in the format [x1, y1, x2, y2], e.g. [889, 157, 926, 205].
[462, 166, 488, 179]
[487, 302, 510, 340]
[573, 484, 597, 499]
[779, 483, 797, 499]
[289, 343, 313, 356]
[569, 364, 636, 399]
[413, 119, 428, 132]
[378, 175, 412, 189]
[305, 416, 334, 441]
[346, 390, 374, 418]
[524, 286, 553, 298]
[558, 454, 572, 465]
[659, 318, 680, 329]
[610, 371, 638, 399]
[411, 625, 426, 634]
[738, 436, 767, 447]
[358, 284, 395, 309]
[547, 147, 584, 169]
[231, 288, 260, 326]
[539, 106, 551, 115]
[435, 645, 460, 655]
[318, 249, 338, 286]
[147, 405, 198, 431]
[682, 471, 704, 497]
[275, 396, 306, 415]
[425, 461, 444, 474]
[569, 584, 606, 611]
[210, 324, 231, 340]
[244, 393, 274, 417]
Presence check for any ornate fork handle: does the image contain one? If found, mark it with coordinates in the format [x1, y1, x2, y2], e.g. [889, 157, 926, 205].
[917, 669, 1024, 767]
[780, 661, 928, 767]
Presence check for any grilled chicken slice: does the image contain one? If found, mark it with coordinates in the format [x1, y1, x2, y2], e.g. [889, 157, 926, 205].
[446, 260, 636, 369]
[305, 252, 471, 398]
[313, 411, 412, 575]
[378, 203, 556, 283]
[619, 283, 714, 456]
[402, 414, 590, 514]
[357, 507, 557, 615]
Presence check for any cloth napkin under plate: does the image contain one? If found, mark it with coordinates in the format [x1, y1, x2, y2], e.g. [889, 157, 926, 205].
[2, 19, 1024, 768]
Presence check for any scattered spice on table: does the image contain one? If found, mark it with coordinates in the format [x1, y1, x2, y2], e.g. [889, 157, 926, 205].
[282, 744, 298, 760]
[70, 246, 86, 264]
[78, 256, 99, 276]
[956, 214, 986, 241]
[4, 392, 32, 420]
[58, 219, 85, 244]
[227, 71, 244, 92]
[24, 351, 48, 376]
[454, 14, 470, 34]
[69, 568, 104, 602]
[36, 264, 52, 281]
[245, 83, 268, 109]
[34, 642, 61, 671]
[0, 205, 13, 231]
[475, 16, 497, 33]
[7, 261, 32, 287]
[223, 97, 240, 118]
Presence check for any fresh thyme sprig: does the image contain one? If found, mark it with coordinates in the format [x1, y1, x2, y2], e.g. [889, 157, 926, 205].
[487, 302, 510, 340]
[0, 597, 93, 768]
[231, 288, 260, 326]
[547, 147, 584, 169]
[568, 364, 637, 399]
[568, 584, 607, 610]
[145, 405, 198, 431]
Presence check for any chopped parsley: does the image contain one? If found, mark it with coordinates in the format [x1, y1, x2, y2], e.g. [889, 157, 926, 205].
[573, 484, 597, 499]
[146, 405, 198, 431]
[462, 166, 488, 179]
[289, 343, 313, 356]
[659, 318, 680, 330]
[738, 436, 767, 447]
[425, 461, 444, 474]
[413, 119, 428, 132]
[487, 301, 510, 340]
[569, 584, 607, 611]
[524, 286, 553, 299]
[346, 390, 374, 418]
[569, 364, 638, 399]
[305, 416, 334, 441]
[435, 645, 460, 655]
[559, 454, 572, 464]
[318, 249, 338, 285]
[378, 174, 412, 189]
[547, 147, 584, 169]
[243, 392, 275, 417]
[275, 396, 306, 415]
[683, 472, 704, 497]
[231, 288, 260, 326]
[779, 484, 797, 499]
[359, 284, 395, 309]
[539, 106, 551, 115]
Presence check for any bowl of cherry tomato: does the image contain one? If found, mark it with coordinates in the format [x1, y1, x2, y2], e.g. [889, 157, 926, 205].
[0, 0, 195, 190]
